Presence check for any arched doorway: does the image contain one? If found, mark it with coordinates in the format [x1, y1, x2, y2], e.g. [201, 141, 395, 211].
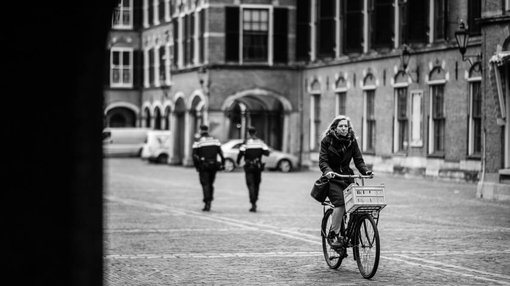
[190, 95, 205, 137]
[223, 89, 289, 151]
[164, 106, 171, 130]
[143, 107, 151, 128]
[154, 107, 162, 130]
[105, 107, 137, 127]
[171, 97, 186, 164]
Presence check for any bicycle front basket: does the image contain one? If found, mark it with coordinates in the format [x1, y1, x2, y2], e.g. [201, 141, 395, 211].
[343, 184, 386, 214]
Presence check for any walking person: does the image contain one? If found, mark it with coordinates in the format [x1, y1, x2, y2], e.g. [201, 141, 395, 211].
[192, 125, 225, 212]
[236, 127, 270, 212]
[319, 115, 372, 252]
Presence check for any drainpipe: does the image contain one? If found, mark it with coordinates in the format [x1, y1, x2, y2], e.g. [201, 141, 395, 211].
[298, 68, 304, 169]
[478, 126, 486, 197]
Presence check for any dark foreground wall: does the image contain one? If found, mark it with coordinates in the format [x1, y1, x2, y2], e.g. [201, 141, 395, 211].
[5, 1, 116, 285]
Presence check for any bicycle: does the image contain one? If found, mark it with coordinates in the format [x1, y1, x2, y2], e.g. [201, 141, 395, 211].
[320, 172, 386, 279]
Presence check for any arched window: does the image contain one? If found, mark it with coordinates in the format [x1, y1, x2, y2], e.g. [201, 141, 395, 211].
[335, 75, 348, 116]
[427, 66, 447, 155]
[144, 107, 151, 128]
[362, 73, 377, 153]
[467, 63, 482, 157]
[309, 78, 322, 151]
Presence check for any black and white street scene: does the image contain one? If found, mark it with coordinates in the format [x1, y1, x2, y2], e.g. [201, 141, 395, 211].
[5, 0, 510, 285]
[101, 1, 510, 283]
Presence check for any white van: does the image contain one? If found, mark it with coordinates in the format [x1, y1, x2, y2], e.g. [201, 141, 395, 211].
[103, 127, 150, 157]
[141, 130, 172, 164]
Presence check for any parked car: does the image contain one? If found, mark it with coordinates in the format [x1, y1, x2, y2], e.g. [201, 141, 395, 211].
[221, 139, 299, 172]
[141, 130, 172, 164]
[103, 127, 150, 157]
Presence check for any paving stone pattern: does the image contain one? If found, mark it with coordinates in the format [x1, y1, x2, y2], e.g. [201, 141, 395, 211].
[104, 158, 510, 285]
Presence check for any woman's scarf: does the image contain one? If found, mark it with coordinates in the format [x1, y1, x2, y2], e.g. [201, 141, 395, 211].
[328, 129, 355, 155]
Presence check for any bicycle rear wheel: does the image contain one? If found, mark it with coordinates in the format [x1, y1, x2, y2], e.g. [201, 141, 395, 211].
[353, 214, 380, 279]
[321, 209, 343, 269]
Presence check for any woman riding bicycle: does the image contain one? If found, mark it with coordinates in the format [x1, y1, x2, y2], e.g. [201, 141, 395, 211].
[319, 115, 372, 249]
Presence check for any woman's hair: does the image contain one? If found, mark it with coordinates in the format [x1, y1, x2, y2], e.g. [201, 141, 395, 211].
[321, 115, 353, 139]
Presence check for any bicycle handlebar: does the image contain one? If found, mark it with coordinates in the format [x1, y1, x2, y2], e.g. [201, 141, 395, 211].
[322, 172, 374, 179]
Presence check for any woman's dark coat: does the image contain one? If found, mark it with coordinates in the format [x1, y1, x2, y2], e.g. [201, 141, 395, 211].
[318, 131, 369, 207]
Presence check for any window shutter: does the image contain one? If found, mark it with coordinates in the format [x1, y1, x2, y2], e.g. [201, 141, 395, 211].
[468, 0, 481, 36]
[343, 0, 364, 54]
[133, 50, 143, 88]
[172, 18, 179, 68]
[372, 0, 394, 49]
[296, 0, 311, 61]
[225, 7, 240, 62]
[273, 8, 288, 64]
[407, 0, 428, 43]
[399, 0, 407, 45]
[318, 0, 335, 58]
[190, 13, 195, 65]
[199, 9, 205, 63]
[133, 0, 143, 30]
[159, 0, 165, 23]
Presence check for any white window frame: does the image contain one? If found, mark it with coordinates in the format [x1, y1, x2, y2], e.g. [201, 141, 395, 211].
[164, 0, 171, 22]
[110, 47, 134, 88]
[163, 43, 172, 86]
[335, 90, 347, 116]
[154, 45, 161, 86]
[112, 0, 133, 29]
[333, 74, 349, 116]
[239, 5, 274, 65]
[143, 49, 149, 87]
[428, 81, 446, 154]
[467, 76, 482, 156]
[393, 86, 409, 153]
[362, 86, 376, 152]
[193, 8, 200, 65]
[155, 42, 172, 87]
[177, 14, 184, 68]
[428, 0, 434, 43]
[143, 0, 149, 28]
[310, 0, 317, 61]
[310, 93, 321, 151]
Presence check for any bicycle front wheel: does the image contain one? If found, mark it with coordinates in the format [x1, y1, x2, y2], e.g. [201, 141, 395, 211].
[354, 215, 380, 279]
[321, 208, 343, 269]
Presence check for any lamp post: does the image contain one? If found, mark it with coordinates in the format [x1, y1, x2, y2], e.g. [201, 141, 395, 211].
[399, 44, 420, 83]
[400, 44, 411, 70]
[454, 19, 482, 67]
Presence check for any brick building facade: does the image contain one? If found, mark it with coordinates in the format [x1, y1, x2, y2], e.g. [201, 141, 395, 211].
[103, 0, 510, 198]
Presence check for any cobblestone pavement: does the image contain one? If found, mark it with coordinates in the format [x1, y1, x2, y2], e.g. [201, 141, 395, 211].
[104, 158, 510, 285]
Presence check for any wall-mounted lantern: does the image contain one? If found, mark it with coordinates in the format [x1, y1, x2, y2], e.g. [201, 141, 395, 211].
[400, 44, 420, 83]
[454, 20, 482, 67]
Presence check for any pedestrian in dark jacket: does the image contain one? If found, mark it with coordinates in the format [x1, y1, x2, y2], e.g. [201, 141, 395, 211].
[192, 125, 225, 211]
[237, 127, 270, 212]
[319, 115, 372, 248]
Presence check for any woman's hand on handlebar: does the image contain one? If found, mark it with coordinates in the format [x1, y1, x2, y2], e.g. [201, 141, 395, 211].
[325, 171, 335, 179]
